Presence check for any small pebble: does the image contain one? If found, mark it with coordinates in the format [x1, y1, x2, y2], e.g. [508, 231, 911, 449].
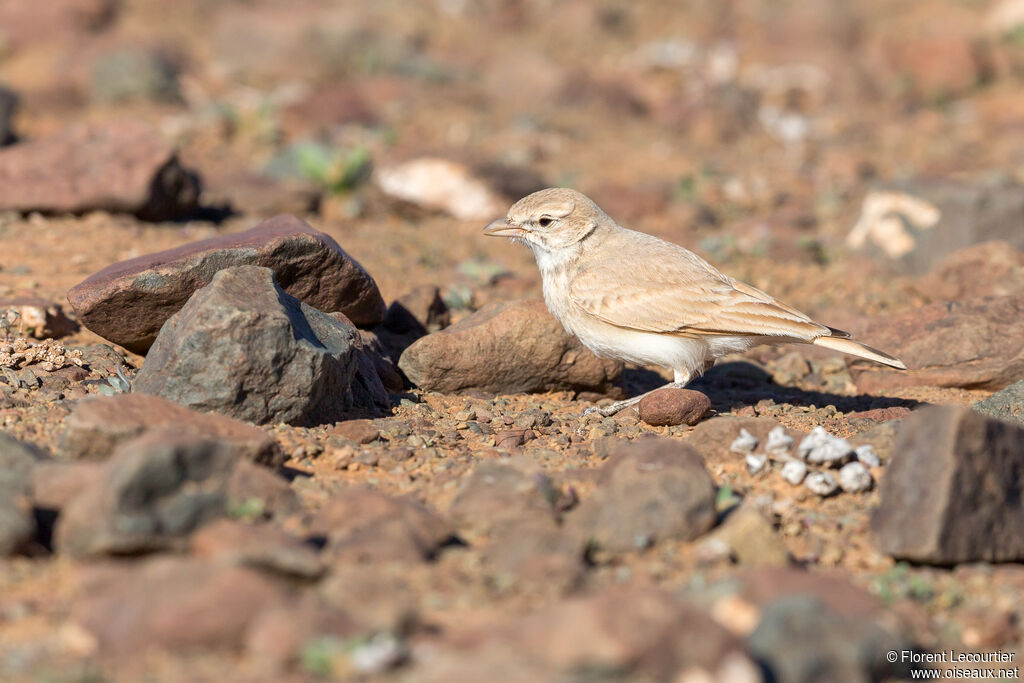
[765, 425, 794, 457]
[780, 460, 808, 486]
[838, 461, 873, 493]
[855, 444, 881, 468]
[805, 471, 838, 497]
[797, 426, 852, 466]
[730, 428, 758, 454]
[746, 453, 767, 475]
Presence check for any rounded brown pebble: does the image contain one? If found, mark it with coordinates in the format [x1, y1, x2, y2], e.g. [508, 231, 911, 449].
[332, 419, 380, 444]
[637, 388, 711, 426]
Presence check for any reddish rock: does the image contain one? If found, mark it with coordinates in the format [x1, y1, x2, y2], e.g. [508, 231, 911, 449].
[638, 388, 711, 426]
[0, 121, 199, 220]
[60, 393, 284, 467]
[310, 487, 453, 564]
[916, 241, 1024, 302]
[191, 519, 323, 579]
[846, 406, 913, 423]
[449, 459, 564, 540]
[849, 294, 1024, 391]
[687, 416, 805, 467]
[331, 419, 380, 444]
[67, 214, 385, 354]
[421, 589, 752, 681]
[399, 299, 622, 396]
[31, 461, 104, 511]
[71, 556, 287, 655]
[245, 595, 362, 669]
[494, 428, 533, 449]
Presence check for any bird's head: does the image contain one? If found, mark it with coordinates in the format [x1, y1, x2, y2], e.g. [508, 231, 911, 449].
[483, 188, 609, 251]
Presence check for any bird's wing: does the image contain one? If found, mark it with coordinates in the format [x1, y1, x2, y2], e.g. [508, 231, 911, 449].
[569, 233, 834, 340]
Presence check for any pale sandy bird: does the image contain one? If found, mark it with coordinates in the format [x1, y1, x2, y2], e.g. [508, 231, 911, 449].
[484, 188, 906, 416]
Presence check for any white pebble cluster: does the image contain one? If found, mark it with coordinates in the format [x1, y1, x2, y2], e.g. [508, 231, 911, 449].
[734, 424, 883, 497]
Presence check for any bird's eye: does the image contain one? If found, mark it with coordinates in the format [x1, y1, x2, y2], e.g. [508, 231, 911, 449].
[538, 217, 553, 228]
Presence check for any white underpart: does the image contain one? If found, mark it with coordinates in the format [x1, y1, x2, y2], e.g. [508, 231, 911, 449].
[531, 240, 758, 385]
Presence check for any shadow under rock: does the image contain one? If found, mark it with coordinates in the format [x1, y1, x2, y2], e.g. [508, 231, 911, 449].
[620, 361, 921, 415]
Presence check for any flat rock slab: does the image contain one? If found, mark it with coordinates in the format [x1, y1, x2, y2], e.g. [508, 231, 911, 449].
[872, 405, 1024, 563]
[68, 214, 385, 354]
[0, 120, 199, 220]
[398, 299, 622, 395]
[133, 265, 386, 426]
[849, 294, 1024, 391]
[61, 393, 284, 467]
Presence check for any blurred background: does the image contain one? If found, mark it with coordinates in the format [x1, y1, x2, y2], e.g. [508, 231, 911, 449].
[3, 0, 1023, 320]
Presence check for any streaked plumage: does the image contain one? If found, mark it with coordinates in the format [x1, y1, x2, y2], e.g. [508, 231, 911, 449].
[484, 188, 905, 415]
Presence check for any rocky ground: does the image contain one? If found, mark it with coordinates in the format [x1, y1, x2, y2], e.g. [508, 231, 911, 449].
[3, 0, 1024, 681]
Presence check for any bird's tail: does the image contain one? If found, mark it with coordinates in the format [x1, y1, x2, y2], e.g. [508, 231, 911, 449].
[812, 335, 907, 369]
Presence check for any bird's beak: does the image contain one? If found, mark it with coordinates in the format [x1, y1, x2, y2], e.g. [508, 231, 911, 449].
[483, 218, 524, 237]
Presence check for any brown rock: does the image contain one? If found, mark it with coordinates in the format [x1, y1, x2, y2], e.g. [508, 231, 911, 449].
[332, 419, 380, 445]
[60, 393, 283, 467]
[709, 504, 790, 568]
[31, 460, 104, 511]
[55, 432, 243, 557]
[0, 297, 77, 339]
[449, 459, 563, 541]
[916, 241, 1024, 302]
[638, 387, 711, 426]
[245, 595, 362, 670]
[872, 406, 1024, 563]
[191, 519, 323, 579]
[310, 487, 453, 564]
[399, 299, 622, 395]
[71, 556, 287, 655]
[849, 295, 1024, 391]
[422, 589, 752, 682]
[67, 213, 385, 354]
[570, 437, 717, 553]
[0, 121, 199, 220]
[226, 460, 301, 519]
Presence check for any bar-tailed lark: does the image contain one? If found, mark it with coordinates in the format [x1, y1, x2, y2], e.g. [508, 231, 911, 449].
[484, 188, 905, 417]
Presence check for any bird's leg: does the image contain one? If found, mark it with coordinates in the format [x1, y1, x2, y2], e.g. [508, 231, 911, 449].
[582, 369, 693, 418]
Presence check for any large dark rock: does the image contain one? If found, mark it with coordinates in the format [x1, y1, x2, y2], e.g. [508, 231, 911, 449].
[68, 214, 385, 354]
[0, 433, 37, 555]
[570, 436, 717, 553]
[133, 266, 388, 426]
[849, 295, 1024, 392]
[974, 380, 1024, 428]
[61, 393, 284, 467]
[748, 596, 914, 683]
[398, 299, 622, 396]
[872, 406, 1024, 563]
[0, 120, 199, 221]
